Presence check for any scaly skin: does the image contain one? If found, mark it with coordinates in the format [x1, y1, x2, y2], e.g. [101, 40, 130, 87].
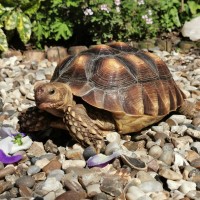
[19, 82, 117, 152]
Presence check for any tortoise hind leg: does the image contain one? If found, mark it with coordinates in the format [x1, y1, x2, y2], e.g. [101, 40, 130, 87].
[64, 104, 116, 153]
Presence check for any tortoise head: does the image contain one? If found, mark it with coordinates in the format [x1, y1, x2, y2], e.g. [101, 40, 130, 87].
[34, 81, 73, 117]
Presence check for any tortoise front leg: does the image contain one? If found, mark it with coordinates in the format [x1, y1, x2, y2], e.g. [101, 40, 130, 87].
[64, 104, 116, 153]
[18, 106, 67, 132]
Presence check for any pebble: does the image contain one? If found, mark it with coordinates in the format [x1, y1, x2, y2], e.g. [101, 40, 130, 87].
[42, 159, 62, 174]
[159, 150, 174, 166]
[61, 160, 86, 169]
[47, 169, 64, 181]
[0, 166, 15, 179]
[42, 177, 63, 192]
[43, 191, 56, 200]
[15, 176, 35, 188]
[159, 168, 183, 180]
[27, 142, 46, 157]
[179, 180, 196, 194]
[27, 165, 41, 175]
[32, 172, 46, 181]
[35, 158, 50, 169]
[191, 158, 200, 168]
[1, 47, 200, 199]
[138, 180, 163, 193]
[126, 186, 145, 200]
[55, 190, 87, 200]
[148, 145, 163, 159]
[86, 183, 101, 197]
[100, 175, 124, 197]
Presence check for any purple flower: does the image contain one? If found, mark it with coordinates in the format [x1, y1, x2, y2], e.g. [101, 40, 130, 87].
[0, 150, 22, 164]
[114, 0, 121, 6]
[84, 8, 93, 16]
[100, 4, 110, 13]
[0, 127, 32, 164]
[87, 152, 120, 168]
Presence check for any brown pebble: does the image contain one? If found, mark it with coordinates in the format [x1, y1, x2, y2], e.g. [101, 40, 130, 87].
[185, 150, 200, 162]
[42, 160, 62, 174]
[55, 191, 87, 200]
[191, 158, 200, 169]
[0, 166, 15, 179]
[19, 185, 33, 197]
[32, 172, 46, 181]
[0, 181, 12, 193]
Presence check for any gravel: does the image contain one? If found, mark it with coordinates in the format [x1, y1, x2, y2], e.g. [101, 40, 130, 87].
[0, 48, 200, 199]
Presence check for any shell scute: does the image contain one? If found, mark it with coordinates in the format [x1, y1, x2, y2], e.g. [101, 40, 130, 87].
[52, 42, 185, 116]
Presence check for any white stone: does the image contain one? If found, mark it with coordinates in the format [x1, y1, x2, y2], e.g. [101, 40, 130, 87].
[86, 184, 101, 197]
[137, 195, 152, 200]
[35, 158, 50, 169]
[173, 152, 189, 167]
[170, 190, 185, 199]
[191, 142, 200, 154]
[159, 168, 183, 180]
[187, 128, 200, 139]
[182, 16, 200, 41]
[36, 69, 46, 80]
[138, 181, 163, 193]
[126, 186, 145, 200]
[105, 142, 121, 155]
[148, 145, 163, 159]
[106, 132, 121, 143]
[61, 160, 86, 169]
[43, 191, 56, 200]
[179, 181, 196, 194]
[167, 180, 183, 190]
[42, 177, 63, 192]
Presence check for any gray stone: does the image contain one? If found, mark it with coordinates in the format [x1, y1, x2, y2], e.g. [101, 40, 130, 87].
[15, 176, 35, 188]
[27, 165, 41, 175]
[47, 169, 64, 181]
[100, 175, 124, 197]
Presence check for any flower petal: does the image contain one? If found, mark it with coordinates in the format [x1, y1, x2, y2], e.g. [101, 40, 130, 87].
[87, 152, 120, 168]
[0, 137, 13, 155]
[10, 136, 33, 154]
[0, 149, 22, 164]
[0, 127, 18, 138]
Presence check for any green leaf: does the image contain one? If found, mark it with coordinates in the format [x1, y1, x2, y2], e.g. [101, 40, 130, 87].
[170, 7, 181, 27]
[0, 28, 8, 51]
[0, 0, 17, 7]
[51, 21, 72, 41]
[5, 10, 18, 30]
[188, 1, 200, 15]
[12, 134, 23, 146]
[24, 0, 41, 16]
[17, 13, 32, 44]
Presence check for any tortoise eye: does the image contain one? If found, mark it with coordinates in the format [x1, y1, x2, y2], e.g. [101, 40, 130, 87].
[49, 89, 55, 95]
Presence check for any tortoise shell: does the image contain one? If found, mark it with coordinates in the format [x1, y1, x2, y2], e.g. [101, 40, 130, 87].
[51, 42, 185, 116]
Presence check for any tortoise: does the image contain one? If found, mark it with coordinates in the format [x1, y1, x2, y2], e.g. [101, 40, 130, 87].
[19, 42, 186, 152]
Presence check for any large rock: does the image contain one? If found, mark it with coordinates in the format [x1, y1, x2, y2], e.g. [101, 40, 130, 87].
[182, 16, 200, 41]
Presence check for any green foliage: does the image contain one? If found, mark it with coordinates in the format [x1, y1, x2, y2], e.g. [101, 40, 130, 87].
[0, 0, 40, 51]
[0, 0, 199, 51]
[31, 0, 77, 47]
